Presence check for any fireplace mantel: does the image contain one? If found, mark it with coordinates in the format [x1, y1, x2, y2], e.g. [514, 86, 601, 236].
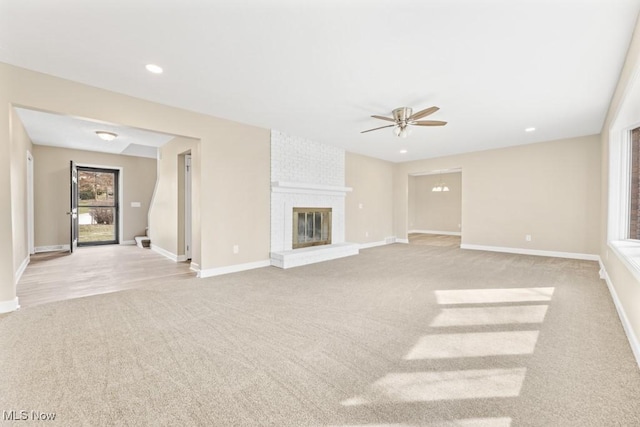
[271, 181, 352, 196]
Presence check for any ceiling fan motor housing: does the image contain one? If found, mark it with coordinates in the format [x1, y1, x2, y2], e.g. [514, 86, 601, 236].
[393, 107, 413, 125]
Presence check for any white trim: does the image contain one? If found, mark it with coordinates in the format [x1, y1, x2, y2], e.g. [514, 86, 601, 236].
[395, 238, 410, 244]
[360, 240, 390, 249]
[35, 244, 70, 253]
[176, 255, 189, 262]
[198, 260, 271, 278]
[189, 262, 200, 274]
[271, 181, 352, 197]
[0, 297, 19, 314]
[185, 154, 192, 259]
[120, 240, 136, 246]
[599, 260, 640, 368]
[15, 255, 30, 284]
[27, 150, 35, 255]
[460, 244, 599, 261]
[150, 244, 179, 262]
[408, 229, 462, 236]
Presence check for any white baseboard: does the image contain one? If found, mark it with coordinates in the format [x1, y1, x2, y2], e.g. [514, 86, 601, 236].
[150, 244, 179, 262]
[599, 260, 640, 369]
[460, 244, 599, 261]
[360, 240, 391, 249]
[15, 255, 30, 284]
[395, 238, 409, 244]
[0, 297, 20, 314]
[409, 229, 462, 236]
[35, 244, 70, 253]
[120, 240, 136, 245]
[190, 262, 200, 274]
[176, 255, 189, 262]
[198, 260, 271, 278]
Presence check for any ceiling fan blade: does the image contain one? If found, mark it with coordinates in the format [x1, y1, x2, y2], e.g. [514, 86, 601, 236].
[371, 115, 397, 123]
[412, 120, 447, 126]
[409, 106, 439, 120]
[361, 124, 396, 134]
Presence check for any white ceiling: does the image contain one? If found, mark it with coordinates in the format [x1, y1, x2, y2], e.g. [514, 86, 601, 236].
[14, 108, 174, 158]
[1, 0, 639, 162]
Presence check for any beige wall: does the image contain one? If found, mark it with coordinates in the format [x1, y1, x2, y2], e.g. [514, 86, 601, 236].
[0, 64, 14, 304]
[148, 136, 198, 257]
[10, 109, 33, 276]
[395, 135, 601, 255]
[600, 16, 640, 356]
[33, 145, 156, 247]
[408, 173, 462, 233]
[345, 152, 394, 244]
[0, 62, 270, 309]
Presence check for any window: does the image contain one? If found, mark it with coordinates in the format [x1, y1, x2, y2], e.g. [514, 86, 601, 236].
[629, 127, 640, 240]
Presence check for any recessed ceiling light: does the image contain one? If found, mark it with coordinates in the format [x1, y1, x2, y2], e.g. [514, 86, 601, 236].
[400, 149, 408, 154]
[145, 64, 163, 74]
[525, 127, 536, 132]
[95, 131, 118, 141]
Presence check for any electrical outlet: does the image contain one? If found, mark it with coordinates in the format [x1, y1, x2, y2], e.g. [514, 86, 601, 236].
[525, 235, 532, 242]
[358, 203, 363, 209]
[365, 231, 369, 237]
[233, 245, 239, 254]
[458, 223, 461, 229]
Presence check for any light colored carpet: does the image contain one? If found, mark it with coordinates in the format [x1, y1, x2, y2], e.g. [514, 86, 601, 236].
[409, 233, 461, 247]
[1, 244, 639, 426]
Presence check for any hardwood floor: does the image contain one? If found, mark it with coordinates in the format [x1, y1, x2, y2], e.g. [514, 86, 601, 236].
[408, 232, 461, 247]
[17, 245, 195, 308]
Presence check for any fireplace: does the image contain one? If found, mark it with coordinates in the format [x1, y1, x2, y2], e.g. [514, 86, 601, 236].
[292, 207, 332, 249]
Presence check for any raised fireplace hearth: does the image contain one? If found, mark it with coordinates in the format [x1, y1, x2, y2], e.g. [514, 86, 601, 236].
[293, 207, 332, 249]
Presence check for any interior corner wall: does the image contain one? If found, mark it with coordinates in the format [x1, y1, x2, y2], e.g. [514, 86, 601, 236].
[599, 13, 640, 361]
[408, 173, 462, 233]
[10, 108, 33, 277]
[148, 136, 198, 258]
[0, 65, 17, 307]
[345, 152, 394, 244]
[394, 134, 601, 255]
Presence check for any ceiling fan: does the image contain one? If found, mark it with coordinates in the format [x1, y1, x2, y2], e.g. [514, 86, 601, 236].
[361, 106, 447, 138]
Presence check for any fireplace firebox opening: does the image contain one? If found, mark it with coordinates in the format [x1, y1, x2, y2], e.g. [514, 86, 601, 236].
[292, 207, 332, 249]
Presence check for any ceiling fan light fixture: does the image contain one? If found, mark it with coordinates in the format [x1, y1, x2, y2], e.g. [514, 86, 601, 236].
[95, 131, 118, 141]
[432, 186, 442, 192]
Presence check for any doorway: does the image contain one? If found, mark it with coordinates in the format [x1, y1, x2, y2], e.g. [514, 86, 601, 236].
[77, 166, 120, 246]
[408, 169, 462, 247]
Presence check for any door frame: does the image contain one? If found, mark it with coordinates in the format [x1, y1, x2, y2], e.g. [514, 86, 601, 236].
[185, 154, 192, 259]
[76, 163, 124, 245]
[27, 151, 34, 255]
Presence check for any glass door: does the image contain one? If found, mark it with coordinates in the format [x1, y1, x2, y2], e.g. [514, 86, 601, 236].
[77, 167, 119, 245]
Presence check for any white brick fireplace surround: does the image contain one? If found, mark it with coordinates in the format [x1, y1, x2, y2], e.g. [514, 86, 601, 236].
[270, 130, 359, 268]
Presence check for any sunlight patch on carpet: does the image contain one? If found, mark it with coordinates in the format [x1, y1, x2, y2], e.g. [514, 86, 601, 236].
[429, 305, 548, 327]
[435, 287, 555, 305]
[341, 368, 526, 405]
[404, 331, 540, 360]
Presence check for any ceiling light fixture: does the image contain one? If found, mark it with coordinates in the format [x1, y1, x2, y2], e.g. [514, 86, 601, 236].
[400, 149, 408, 154]
[432, 173, 450, 192]
[95, 131, 118, 141]
[394, 125, 411, 138]
[525, 127, 536, 132]
[145, 64, 163, 74]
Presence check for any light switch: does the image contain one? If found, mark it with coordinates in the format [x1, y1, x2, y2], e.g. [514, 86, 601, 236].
[131, 202, 141, 208]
